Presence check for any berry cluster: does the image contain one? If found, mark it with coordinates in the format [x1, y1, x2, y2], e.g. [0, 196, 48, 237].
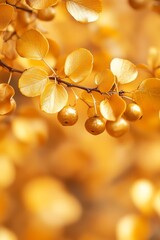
[58, 103, 142, 137]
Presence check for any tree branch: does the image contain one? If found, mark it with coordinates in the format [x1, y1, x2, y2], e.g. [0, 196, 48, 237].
[0, 60, 125, 96]
[6, 1, 33, 13]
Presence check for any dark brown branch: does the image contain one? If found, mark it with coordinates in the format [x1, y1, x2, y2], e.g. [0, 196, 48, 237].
[0, 60, 23, 74]
[0, 60, 125, 96]
[6, 1, 33, 13]
[52, 77, 106, 94]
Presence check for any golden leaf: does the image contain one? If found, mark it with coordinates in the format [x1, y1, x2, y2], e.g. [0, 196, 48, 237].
[110, 58, 138, 84]
[64, 48, 93, 83]
[25, 39, 60, 74]
[81, 91, 104, 106]
[40, 82, 68, 114]
[147, 47, 160, 70]
[26, 0, 58, 9]
[87, 106, 101, 117]
[0, 4, 14, 30]
[19, 68, 49, 97]
[122, 64, 153, 92]
[66, 0, 102, 22]
[100, 94, 126, 121]
[133, 78, 160, 114]
[16, 29, 49, 60]
[0, 83, 15, 115]
[95, 69, 115, 92]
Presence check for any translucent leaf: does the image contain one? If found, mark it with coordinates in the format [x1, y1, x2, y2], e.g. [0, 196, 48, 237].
[16, 29, 49, 60]
[133, 78, 160, 114]
[110, 58, 138, 84]
[100, 94, 126, 121]
[25, 39, 60, 74]
[64, 48, 93, 83]
[87, 106, 101, 117]
[40, 82, 68, 114]
[81, 91, 104, 106]
[19, 67, 49, 97]
[95, 69, 115, 92]
[26, 0, 58, 9]
[0, 4, 14, 30]
[0, 83, 15, 115]
[122, 64, 153, 92]
[147, 47, 160, 70]
[66, 0, 102, 22]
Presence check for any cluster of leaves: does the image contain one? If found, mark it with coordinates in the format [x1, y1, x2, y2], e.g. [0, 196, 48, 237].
[0, 0, 102, 23]
[0, 0, 160, 137]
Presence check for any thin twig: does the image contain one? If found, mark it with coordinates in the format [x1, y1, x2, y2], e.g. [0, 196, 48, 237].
[0, 60, 23, 74]
[0, 60, 126, 96]
[6, 1, 33, 13]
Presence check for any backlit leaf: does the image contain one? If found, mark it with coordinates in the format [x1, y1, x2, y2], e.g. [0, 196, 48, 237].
[25, 38, 60, 74]
[40, 82, 68, 113]
[66, 0, 102, 22]
[100, 94, 126, 121]
[95, 69, 115, 92]
[81, 91, 104, 106]
[133, 78, 160, 114]
[122, 64, 153, 92]
[64, 48, 93, 83]
[0, 4, 14, 30]
[26, 0, 58, 9]
[19, 67, 49, 97]
[110, 58, 138, 84]
[87, 106, 101, 117]
[0, 83, 15, 115]
[147, 47, 160, 70]
[16, 29, 49, 60]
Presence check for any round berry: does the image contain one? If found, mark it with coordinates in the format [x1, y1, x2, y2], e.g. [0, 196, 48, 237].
[85, 116, 106, 135]
[106, 118, 129, 138]
[57, 106, 78, 126]
[37, 7, 55, 21]
[124, 103, 142, 121]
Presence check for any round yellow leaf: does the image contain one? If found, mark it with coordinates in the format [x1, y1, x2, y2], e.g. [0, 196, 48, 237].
[19, 67, 49, 97]
[147, 47, 160, 70]
[95, 69, 115, 92]
[64, 48, 93, 83]
[110, 58, 138, 84]
[100, 94, 126, 121]
[40, 82, 68, 114]
[66, 0, 102, 23]
[133, 78, 160, 115]
[81, 91, 104, 106]
[26, 0, 58, 9]
[16, 29, 49, 60]
[0, 4, 15, 30]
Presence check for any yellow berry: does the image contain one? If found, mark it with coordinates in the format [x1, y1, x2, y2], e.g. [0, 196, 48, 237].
[85, 116, 106, 135]
[106, 118, 129, 138]
[57, 106, 78, 126]
[124, 103, 142, 121]
[37, 7, 55, 21]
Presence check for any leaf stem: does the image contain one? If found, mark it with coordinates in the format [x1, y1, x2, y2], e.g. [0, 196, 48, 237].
[42, 59, 57, 76]
[7, 71, 13, 84]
